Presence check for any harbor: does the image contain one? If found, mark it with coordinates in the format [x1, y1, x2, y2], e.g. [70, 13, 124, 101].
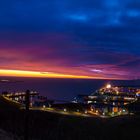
[1, 83, 140, 118]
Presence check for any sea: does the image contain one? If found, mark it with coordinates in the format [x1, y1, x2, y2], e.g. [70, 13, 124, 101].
[0, 77, 139, 101]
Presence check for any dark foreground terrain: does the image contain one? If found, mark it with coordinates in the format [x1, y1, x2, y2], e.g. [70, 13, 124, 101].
[0, 96, 140, 140]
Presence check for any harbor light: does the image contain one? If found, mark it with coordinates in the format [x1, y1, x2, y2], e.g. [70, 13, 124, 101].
[106, 84, 111, 89]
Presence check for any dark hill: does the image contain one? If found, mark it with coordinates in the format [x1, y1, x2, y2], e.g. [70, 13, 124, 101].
[0, 96, 140, 140]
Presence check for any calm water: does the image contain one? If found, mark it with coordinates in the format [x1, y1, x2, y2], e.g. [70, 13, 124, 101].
[0, 77, 139, 101]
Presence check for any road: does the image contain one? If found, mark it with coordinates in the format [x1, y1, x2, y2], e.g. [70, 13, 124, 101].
[2, 95, 130, 118]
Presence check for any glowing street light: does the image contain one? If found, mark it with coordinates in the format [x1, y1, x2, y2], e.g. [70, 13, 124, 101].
[123, 109, 126, 112]
[85, 110, 88, 114]
[106, 84, 111, 89]
[96, 110, 98, 113]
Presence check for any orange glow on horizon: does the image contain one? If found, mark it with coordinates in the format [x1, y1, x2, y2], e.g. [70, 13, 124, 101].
[0, 69, 121, 80]
[0, 69, 92, 79]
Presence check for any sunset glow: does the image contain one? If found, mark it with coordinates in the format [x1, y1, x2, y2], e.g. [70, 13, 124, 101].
[0, 0, 140, 80]
[0, 69, 123, 80]
[0, 69, 94, 79]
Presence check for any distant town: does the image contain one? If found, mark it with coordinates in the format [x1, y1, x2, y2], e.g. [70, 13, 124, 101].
[1, 83, 140, 118]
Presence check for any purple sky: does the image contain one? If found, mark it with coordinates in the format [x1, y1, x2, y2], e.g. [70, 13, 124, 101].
[0, 0, 140, 79]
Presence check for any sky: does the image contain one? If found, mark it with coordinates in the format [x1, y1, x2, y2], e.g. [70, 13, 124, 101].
[0, 0, 140, 79]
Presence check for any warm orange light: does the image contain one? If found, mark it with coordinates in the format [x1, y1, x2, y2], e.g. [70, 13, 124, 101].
[106, 84, 111, 89]
[0, 69, 94, 79]
[0, 69, 123, 80]
[112, 107, 118, 113]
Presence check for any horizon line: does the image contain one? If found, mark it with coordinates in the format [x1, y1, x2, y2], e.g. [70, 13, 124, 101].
[0, 69, 125, 80]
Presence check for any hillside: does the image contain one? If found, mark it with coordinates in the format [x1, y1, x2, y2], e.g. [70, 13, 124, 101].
[0, 96, 140, 140]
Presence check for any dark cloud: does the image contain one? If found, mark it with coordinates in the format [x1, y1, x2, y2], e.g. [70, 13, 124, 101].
[0, 0, 140, 79]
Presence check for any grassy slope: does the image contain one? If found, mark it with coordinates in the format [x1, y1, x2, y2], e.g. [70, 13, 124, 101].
[0, 97, 139, 140]
[0, 95, 21, 110]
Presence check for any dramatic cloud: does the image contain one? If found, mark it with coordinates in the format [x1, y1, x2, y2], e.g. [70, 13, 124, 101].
[0, 0, 140, 79]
